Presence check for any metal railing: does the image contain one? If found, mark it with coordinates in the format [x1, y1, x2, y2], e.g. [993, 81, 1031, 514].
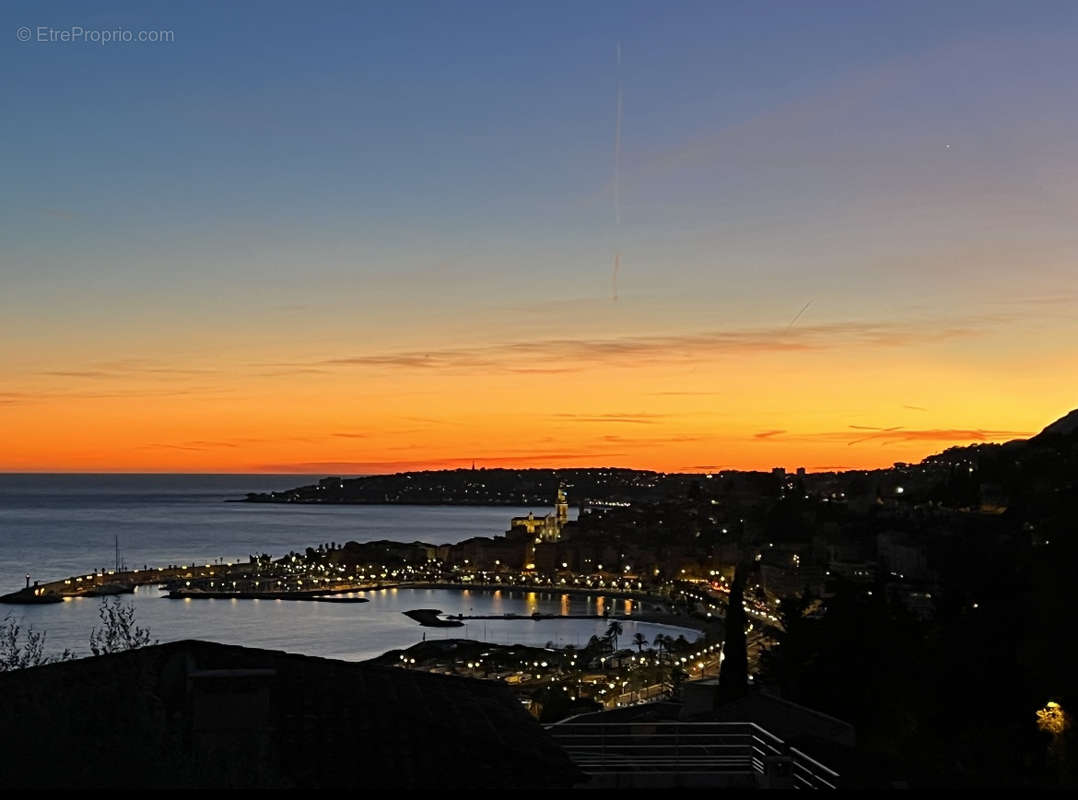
[545, 720, 839, 788]
[790, 746, 841, 789]
[547, 721, 779, 775]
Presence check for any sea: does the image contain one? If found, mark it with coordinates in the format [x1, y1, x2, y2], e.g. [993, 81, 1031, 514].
[0, 474, 699, 661]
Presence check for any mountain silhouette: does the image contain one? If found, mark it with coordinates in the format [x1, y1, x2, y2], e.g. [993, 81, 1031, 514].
[923, 406, 1077, 515]
[1034, 407, 1078, 438]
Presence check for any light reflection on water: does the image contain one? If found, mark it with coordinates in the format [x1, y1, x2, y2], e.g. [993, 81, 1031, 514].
[11, 586, 700, 662]
[0, 477, 699, 662]
[0, 474, 570, 589]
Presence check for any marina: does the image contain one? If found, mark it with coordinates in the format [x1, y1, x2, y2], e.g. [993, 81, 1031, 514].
[0, 476, 704, 661]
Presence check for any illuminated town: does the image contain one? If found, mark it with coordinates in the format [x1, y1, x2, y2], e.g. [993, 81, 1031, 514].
[6, 408, 1076, 786]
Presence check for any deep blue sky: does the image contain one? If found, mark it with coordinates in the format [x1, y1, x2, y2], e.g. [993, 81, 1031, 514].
[6, 1, 1076, 252]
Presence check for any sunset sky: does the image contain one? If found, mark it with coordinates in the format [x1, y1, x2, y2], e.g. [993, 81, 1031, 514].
[2, 1, 1077, 473]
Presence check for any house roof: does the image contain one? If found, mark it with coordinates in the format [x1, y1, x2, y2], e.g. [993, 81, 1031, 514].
[0, 639, 585, 789]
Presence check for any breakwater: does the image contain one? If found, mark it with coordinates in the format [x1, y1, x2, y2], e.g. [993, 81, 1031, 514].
[168, 588, 369, 602]
[0, 562, 394, 605]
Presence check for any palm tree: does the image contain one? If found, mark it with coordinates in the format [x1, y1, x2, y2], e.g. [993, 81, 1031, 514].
[631, 632, 648, 652]
[605, 620, 623, 652]
[653, 633, 669, 655]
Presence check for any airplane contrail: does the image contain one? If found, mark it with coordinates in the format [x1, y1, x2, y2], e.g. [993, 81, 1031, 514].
[614, 41, 622, 227]
[612, 251, 621, 301]
[610, 41, 623, 302]
[786, 299, 813, 331]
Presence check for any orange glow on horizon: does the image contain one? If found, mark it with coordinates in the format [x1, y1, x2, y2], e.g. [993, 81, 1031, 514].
[3, 330, 1068, 474]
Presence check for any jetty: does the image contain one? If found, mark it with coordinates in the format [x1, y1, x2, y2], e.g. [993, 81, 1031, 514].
[0, 587, 64, 604]
[168, 587, 369, 602]
[403, 609, 465, 627]
[0, 561, 397, 605]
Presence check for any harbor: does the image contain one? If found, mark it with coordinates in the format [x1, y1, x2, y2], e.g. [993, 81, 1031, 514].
[0, 562, 395, 605]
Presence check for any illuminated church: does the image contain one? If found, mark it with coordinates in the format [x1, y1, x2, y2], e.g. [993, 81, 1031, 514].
[507, 488, 569, 543]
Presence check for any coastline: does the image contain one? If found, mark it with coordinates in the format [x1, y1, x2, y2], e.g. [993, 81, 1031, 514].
[397, 582, 718, 638]
[3, 569, 718, 639]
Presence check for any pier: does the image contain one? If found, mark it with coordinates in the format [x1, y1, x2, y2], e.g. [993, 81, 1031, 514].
[0, 562, 397, 605]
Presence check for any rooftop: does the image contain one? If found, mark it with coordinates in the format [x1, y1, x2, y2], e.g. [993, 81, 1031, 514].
[0, 639, 584, 789]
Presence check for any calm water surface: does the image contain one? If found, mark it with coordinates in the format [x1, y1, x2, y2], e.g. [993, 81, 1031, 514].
[0, 475, 698, 660]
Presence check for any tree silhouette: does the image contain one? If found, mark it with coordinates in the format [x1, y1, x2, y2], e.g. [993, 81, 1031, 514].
[89, 598, 156, 656]
[0, 614, 73, 671]
[717, 560, 749, 705]
[605, 620, 624, 652]
[652, 633, 670, 655]
[632, 632, 648, 652]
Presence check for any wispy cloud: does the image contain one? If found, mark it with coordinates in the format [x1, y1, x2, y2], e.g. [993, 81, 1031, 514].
[599, 434, 704, 444]
[257, 451, 625, 473]
[300, 315, 1010, 376]
[503, 367, 578, 374]
[139, 435, 319, 451]
[40, 371, 119, 379]
[844, 428, 1031, 446]
[552, 413, 669, 425]
[140, 440, 244, 451]
[140, 444, 210, 452]
[0, 386, 229, 405]
[39, 361, 218, 380]
[252, 368, 331, 377]
[986, 293, 1078, 308]
[754, 429, 787, 439]
[401, 416, 462, 427]
[753, 427, 1030, 447]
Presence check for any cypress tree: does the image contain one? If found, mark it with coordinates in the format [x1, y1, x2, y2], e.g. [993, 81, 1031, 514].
[717, 559, 749, 705]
